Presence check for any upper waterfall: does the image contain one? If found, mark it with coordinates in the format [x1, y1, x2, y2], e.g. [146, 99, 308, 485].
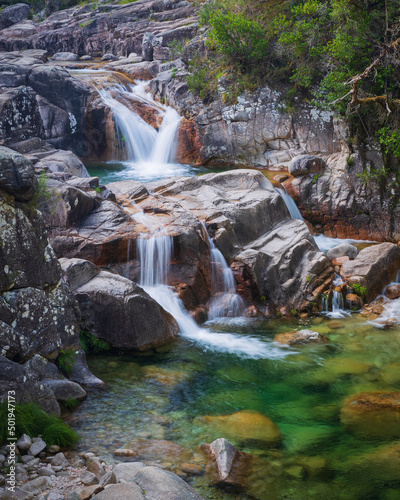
[98, 82, 186, 181]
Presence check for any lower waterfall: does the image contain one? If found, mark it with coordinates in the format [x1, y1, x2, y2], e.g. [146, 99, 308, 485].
[136, 233, 291, 359]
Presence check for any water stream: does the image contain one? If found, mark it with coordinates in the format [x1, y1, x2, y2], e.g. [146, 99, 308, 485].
[68, 72, 400, 499]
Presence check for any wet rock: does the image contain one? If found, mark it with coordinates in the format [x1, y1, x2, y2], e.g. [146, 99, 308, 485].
[385, 284, 400, 300]
[341, 243, 400, 302]
[42, 378, 87, 403]
[288, 155, 326, 177]
[0, 146, 36, 201]
[179, 463, 203, 475]
[341, 392, 400, 438]
[52, 52, 79, 61]
[142, 365, 189, 386]
[274, 329, 327, 345]
[0, 4, 30, 30]
[113, 462, 145, 482]
[326, 243, 359, 260]
[346, 442, 400, 482]
[134, 466, 204, 499]
[345, 293, 363, 310]
[199, 410, 281, 444]
[113, 448, 137, 457]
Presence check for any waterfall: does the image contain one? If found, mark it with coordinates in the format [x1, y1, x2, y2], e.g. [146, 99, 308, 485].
[136, 233, 292, 359]
[275, 187, 370, 252]
[275, 187, 304, 220]
[202, 226, 245, 319]
[98, 83, 183, 181]
[321, 275, 350, 318]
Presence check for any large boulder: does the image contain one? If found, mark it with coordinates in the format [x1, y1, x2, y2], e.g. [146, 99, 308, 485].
[341, 243, 400, 302]
[0, 356, 60, 415]
[60, 259, 179, 350]
[0, 146, 35, 201]
[133, 466, 204, 500]
[288, 154, 326, 177]
[0, 4, 30, 30]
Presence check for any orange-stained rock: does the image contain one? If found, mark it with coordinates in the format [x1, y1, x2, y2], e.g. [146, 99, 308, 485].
[175, 118, 202, 165]
[274, 330, 327, 345]
[345, 293, 363, 310]
[332, 256, 349, 266]
[198, 410, 281, 444]
[340, 392, 400, 438]
[142, 365, 189, 386]
[274, 174, 289, 183]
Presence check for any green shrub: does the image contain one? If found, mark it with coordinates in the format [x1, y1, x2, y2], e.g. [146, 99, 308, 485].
[352, 283, 367, 299]
[80, 329, 110, 353]
[0, 402, 79, 447]
[208, 11, 269, 72]
[63, 398, 80, 410]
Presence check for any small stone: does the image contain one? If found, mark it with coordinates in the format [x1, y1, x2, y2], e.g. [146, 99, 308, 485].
[28, 438, 46, 456]
[65, 491, 80, 500]
[87, 457, 106, 478]
[38, 466, 55, 476]
[17, 434, 32, 451]
[48, 444, 60, 453]
[50, 452, 70, 468]
[81, 470, 99, 485]
[80, 55, 92, 61]
[21, 476, 51, 494]
[21, 455, 34, 464]
[78, 484, 104, 500]
[0, 474, 5, 485]
[99, 470, 117, 486]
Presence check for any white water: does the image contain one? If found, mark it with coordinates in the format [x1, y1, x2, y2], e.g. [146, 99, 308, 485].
[203, 226, 245, 319]
[98, 83, 188, 181]
[368, 270, 400, 328]
[136, 234, 292, 359]
[275, 187, 373, 252]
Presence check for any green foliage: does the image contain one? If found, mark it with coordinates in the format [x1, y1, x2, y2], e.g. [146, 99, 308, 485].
[43, 422, 79, 447]
[311, 173, 321, 184]
[208, 11, 268, 72]
[377, 127, 400, 159]
[356, 165, 389, 186]
[63, 398, 80, 410]
[0, 402, 78, 447]
[352, 283, 367, 299]
[168, 39, 188, 60]
[57, 349, 76, 375]
[80, 329, 110, 353]
[346, 155, 354, 167]
[93, 186, 102, 194]
[28, 172, 58, 211]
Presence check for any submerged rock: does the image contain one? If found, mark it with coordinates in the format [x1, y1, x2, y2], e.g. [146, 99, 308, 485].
[123, 439, 193, 463]
[340, 391, 400, 438]
[199, 410, 281, 444]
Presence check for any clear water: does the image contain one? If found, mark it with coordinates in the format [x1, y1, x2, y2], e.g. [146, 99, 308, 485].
[68, 315, 400, 499]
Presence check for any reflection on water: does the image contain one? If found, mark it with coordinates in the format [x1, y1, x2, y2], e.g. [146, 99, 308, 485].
[68, 314, 400, 500]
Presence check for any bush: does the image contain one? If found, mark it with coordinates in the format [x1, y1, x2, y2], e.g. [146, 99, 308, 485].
[208, 11, 269, 72]
[57, 349, 76, 375]
[0, 402, 79, 447]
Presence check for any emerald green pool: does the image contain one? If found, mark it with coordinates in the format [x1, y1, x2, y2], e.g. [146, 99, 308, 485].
[68, 314, 400, 499]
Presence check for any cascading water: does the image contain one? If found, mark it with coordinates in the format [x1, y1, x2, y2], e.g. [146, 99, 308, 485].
[321, 274, 349, 318]
[136, 233, 292, 359]
[97, 83, 189, 181]
[203, 227, 245, 319]
[275, 187, 371, 252]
